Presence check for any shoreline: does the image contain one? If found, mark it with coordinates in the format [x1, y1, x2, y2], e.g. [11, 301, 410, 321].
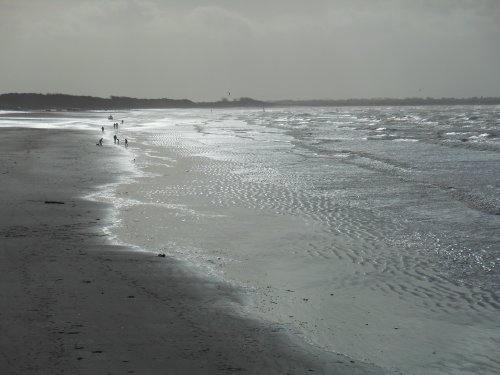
[0, 126, 384, 374]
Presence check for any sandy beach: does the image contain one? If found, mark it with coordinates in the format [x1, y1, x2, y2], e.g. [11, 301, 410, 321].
[0, 126, 384, 374]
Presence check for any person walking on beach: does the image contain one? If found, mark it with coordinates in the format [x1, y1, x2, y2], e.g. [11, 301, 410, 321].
[113, 134, 117, 144]
[97, 138, 103, 146]
[124, 138, 128, 147]
[101, 126, 104, 132]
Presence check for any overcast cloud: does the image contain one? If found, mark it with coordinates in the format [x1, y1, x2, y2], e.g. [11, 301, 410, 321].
[1, 0, 499, 101]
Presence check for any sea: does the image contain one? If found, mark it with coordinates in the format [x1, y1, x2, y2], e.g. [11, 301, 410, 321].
[2, 105, 499, 374]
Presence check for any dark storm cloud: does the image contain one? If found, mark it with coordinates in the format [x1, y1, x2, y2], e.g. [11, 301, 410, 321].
[1, 0, 499, 100]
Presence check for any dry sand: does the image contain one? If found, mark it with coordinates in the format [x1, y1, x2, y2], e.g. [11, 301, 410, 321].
[0, 127, 384, 374]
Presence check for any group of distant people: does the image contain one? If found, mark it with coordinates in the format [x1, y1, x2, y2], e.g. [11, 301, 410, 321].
[96, 116, 128, 148]
[113, 134, 127, 146]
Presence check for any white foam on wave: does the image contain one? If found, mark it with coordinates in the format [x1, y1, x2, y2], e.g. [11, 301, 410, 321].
[470, 133, 491, 139]
[393, 138, 418, 142]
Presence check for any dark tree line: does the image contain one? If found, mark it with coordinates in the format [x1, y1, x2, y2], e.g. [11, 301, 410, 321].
[1, 93, 499, 110]
[0, 93, 194, 110]
[273, 97, 500, 107]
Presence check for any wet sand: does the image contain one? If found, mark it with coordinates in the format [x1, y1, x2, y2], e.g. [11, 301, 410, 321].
[0, 127, 384, 374]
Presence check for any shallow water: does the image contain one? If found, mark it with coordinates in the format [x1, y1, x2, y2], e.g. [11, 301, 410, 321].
[3, 106, 500, 374]
[112, 106, 500, 375]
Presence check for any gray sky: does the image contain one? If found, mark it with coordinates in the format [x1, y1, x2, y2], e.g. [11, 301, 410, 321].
[1, 0, 499, 101]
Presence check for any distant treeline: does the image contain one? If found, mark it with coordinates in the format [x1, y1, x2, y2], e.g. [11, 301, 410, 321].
[1, 93, 500, 110]
[0, 93, 194, 110]
[274, 97, 500, 107]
